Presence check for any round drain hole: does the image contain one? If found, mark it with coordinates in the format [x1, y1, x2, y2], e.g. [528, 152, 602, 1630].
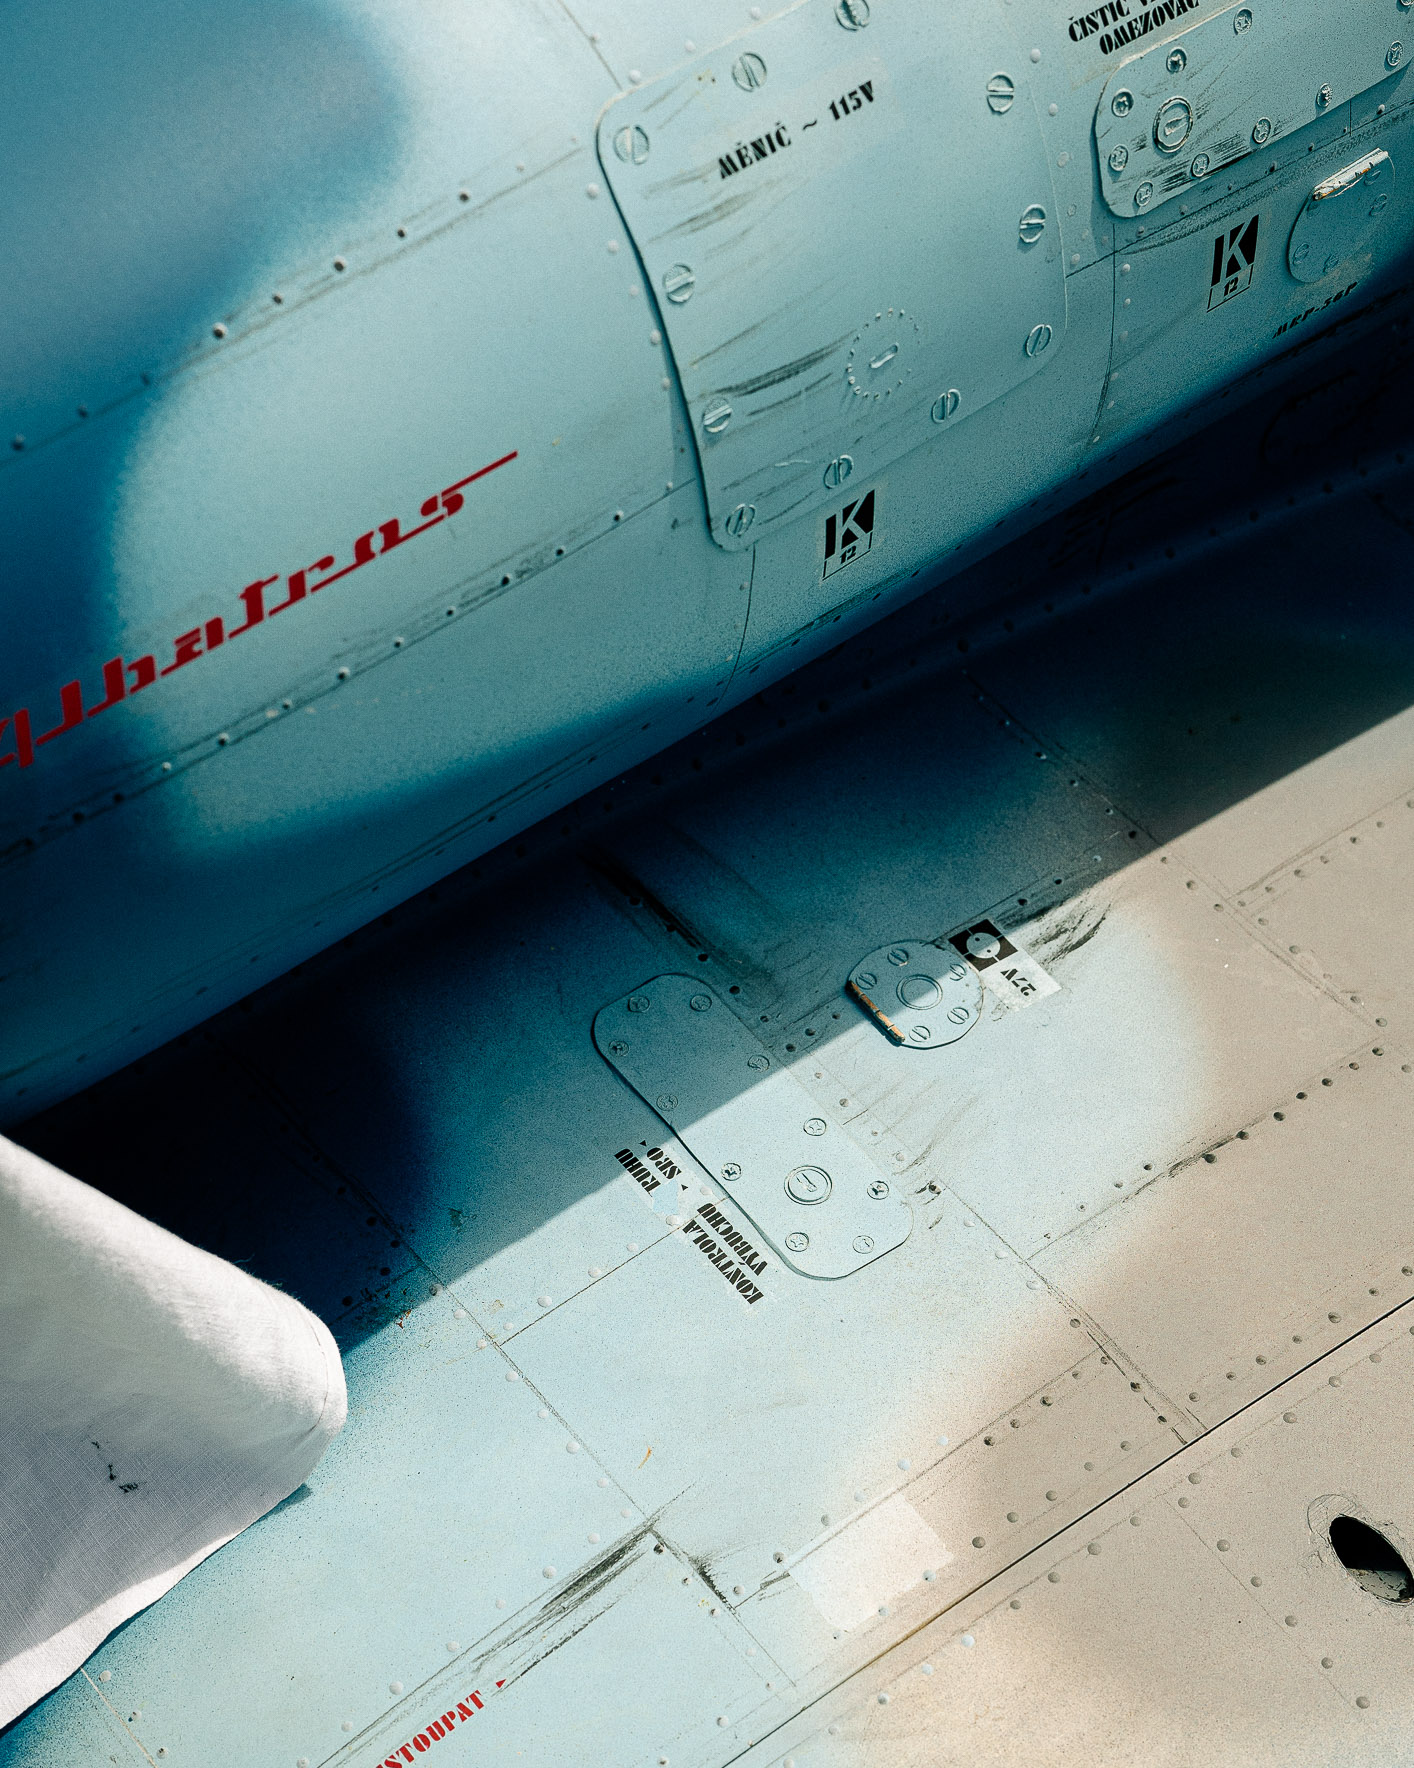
[1329, 1515, 1414, 1602]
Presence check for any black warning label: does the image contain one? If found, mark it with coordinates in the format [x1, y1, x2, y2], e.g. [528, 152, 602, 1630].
[822, 488, 875, 579]
[1067, 0, 1201, 57]
[1209, 214, 1259, 310]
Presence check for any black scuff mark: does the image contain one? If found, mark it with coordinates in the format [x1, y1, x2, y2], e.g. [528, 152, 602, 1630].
[654, 186, 759, 238]
[684, 1550, 732, 1606]
[712, 337, 850, 400]
[1029, 900, 1110, 962]
[579, 845, 714, 957]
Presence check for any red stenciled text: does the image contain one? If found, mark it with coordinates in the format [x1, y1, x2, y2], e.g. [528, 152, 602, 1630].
[0, 450, 517, 777]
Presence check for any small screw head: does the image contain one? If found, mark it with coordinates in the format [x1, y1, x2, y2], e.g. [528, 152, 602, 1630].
[689, 993, 713, 1012]
[1111, 88, 1134, 117]
[986, 72, 1016, 113]
[1166, 45, 1187, 71]
[1019, 203, 1047, 244]
[867, 1180, 890, 1199]
[856, 970, 878, 989]
[732, 50, 767, 89]
[723, 502, 755, 536]
[627, 994, 652, 1013]
[852, 1234, 875, 1255]
[1025, 322, 1054, 356]
[608, 1039, 628, 1056]
[823, 454, 854, 489]
[1190, 151, 1211, 178]
[1388, 41, 1404, 69]
[1234, 6, 1253, 27]
[1316, 82, 1333, 107]
[612, 123, 650, 164]
[747, 1054, 770, 1071]
[656, 1093, 678, 1112]
[785, 1231, 810, 1252]
[1134, 180, 1155, 208]
[662, 263, 696, 304]
[1108, 144, 1129, 173]
[1252, 117, 1273, 144]
[803, 1117, 827, 1137]
[887, 946, 910, 966]
[931, 388, 961, 423]
[701, 397, 733, 434]
[722, 1162, 742, 1180]
[835, 0, 869, 28]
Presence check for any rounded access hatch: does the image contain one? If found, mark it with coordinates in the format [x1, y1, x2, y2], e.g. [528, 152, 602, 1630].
[1288, 150, 1395, 284]
[846, 940, 983, 1048]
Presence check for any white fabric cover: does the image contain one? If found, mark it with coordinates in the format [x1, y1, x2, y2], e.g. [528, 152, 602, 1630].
[0, 1133, 346, 1725]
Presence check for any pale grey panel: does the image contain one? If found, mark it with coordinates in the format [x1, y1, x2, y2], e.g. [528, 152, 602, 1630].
[1036, 1046, 1414, 1428]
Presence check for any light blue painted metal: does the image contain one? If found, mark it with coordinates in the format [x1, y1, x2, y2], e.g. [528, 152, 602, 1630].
[0, 0, 1412, 1130]
[1288, 149, 1395, 281]
[594, 974, 913, 1275]
[597, 0, 1065, 545]
[1093, 0, 1406, 220]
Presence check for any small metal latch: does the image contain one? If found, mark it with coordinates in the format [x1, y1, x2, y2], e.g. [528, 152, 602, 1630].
[593, 977, 911, 1278]
[846, 940, 982, 1048]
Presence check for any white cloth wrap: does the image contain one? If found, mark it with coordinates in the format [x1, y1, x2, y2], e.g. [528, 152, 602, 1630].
[0, 1133, 346, 1725]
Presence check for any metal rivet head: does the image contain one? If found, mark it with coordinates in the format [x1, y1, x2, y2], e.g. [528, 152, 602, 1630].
[1234, 6, 1253, 27]
[852, 1234, 875, 1254]
[823, 454, 854, 489]
[732, 51, 767, 89]
[1134, 180, 1155, 208]
[1108, 144, 1129, 173]
[1111, 88, 1134, 117]
[785, 1231, 810, 1252]
[931, 388, 961, 423]
[613, 124, 650, 164]
[835, 0, 869, 27]
[1019, 203, 1047, 243]
[702, 397, 732, 434]
[1025, 322, 1054, 357]
[1166, 45, 1187, 71]
[1252, 117, 1273, 144]
[723, 502, 755, 537]
[662, 263, 696, 304]
[986, 72, 1016, 113]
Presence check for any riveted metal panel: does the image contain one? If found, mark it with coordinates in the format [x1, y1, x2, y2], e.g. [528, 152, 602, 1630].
[598, 0, 1066, 548]
[1094, 0, 1408, 222]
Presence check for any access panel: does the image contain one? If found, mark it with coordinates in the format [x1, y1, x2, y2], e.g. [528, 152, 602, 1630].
[599, 0, 1066, 548]
[1094, 0, 1407, 222]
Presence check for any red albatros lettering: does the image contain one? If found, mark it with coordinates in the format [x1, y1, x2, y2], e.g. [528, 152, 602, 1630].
[0, 450, 517, 774]
[377, 1680, 504, 1765]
